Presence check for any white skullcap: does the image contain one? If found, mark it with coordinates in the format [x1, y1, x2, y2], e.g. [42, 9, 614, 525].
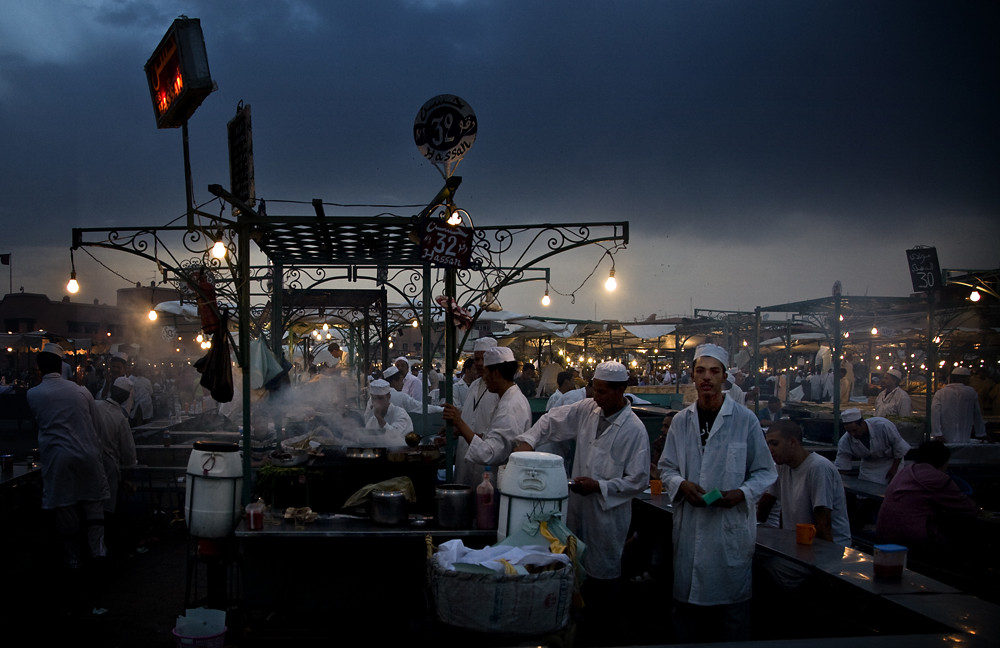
[952, 366, 971, 376]
[694, 343, 729, 368]
[394, 356, 410, 366]
[41, 342, 65, 357]
[473, 337, 498, 352]
[885, 368, 902, 381]
[728, 367, 743, 378]
[369, 379, 391, 396]
[593, 361, 629, 382]
[111, 351, 129, 363]
[483, 346, 515, 366]
[113, 376, 134, 393]
[382, 365, 399, 379]
[841, 408, 863, 423]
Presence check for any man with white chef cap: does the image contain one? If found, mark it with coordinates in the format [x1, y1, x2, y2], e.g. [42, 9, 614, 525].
[513, 360, 650, 644]
[93, 375, 137, 559]
[658, 343, 777, 642]
[441, 337, 500, 486]
[835, 407, 909, 483]
[363, 379, 414, 447]
[394, 356, 423, 401]
[443, 345, 531, 482]
[381, 365, 443, 415]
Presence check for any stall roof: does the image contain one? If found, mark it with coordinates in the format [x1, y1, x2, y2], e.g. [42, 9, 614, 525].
[253, 215, 422, 266]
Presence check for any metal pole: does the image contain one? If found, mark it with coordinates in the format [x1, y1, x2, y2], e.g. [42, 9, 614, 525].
[183, 121, 194, 231]
[238, 212, 252, 505]
[444, 267, 456, 482]
[832, 283, 842, 442]
[925, 291, 936, 442]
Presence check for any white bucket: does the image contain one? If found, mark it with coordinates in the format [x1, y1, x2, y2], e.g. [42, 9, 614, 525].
[184, 441, 243, 538]
[497, 451, 569, 541]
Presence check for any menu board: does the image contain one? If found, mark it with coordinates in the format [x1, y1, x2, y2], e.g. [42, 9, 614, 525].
[905, 247, 941, 293]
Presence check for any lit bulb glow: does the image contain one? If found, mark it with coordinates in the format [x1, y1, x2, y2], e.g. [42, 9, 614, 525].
[148, 310, 158, 321]
[211, 240, 227, 259]
[542, 291, 551, 306]
[412, 319, 419, 328]
[605, 269, 617, 291]
[871, 327, 878, 335]
[970, 290, 981, 302]
[66, 274, 79, 294]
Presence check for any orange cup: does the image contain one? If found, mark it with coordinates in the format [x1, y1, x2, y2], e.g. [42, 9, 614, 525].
[649, 479, 662, 495]
[795, 523, 817, 545]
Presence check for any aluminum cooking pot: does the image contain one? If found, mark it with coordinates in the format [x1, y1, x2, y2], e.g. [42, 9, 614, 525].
[435, 484, 471, 529]
[368, 489, 408, 525]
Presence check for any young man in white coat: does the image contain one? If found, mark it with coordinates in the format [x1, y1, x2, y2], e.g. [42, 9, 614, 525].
[658, 343, 777, 642]
[513, 360, 650, 644]
[440, 337, 500, 486]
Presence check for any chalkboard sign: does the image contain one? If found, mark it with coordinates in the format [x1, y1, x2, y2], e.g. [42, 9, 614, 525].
[418, 219, 474, 269]
[905, 247, 941, 293]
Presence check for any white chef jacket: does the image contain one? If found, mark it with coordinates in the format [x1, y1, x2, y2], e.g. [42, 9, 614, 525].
[516, 399, 650, 580]
[27, 373, 110, 509]
[363, 402, 414, 447]
[451, 379, 471, 412]
[545, 386, 586, 411]
[465, 384, 531, 468]
[454, 377, 500, 486]
[834, 417, 910, 484]
[130, 374, 154, 422]
[402, 371, 422, 401]
[658, 395, 777, 605]
[874, 386, 912, 418]
[94, 398, 137, 511]
[931, 383, 986, 443]
[386, 388, 443, 415]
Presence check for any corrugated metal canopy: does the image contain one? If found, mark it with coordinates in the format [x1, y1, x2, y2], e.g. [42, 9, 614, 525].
[254, 215, 422, 266]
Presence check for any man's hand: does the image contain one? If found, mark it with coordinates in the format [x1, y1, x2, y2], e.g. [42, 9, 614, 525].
[678, 480, 707, 507]
[441, 403, 461, 423]
[715, 489, 746, 508]
[513, 441, 534, 453]
[569, 476, 600, 495]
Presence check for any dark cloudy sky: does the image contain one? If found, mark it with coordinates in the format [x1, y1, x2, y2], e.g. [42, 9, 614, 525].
[2, 0, 998, 323]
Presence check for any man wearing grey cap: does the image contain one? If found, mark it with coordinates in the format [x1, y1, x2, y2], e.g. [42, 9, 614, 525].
[931, 367, 986, 443]
[873, 368, 912, 419]
[835, 408, 910, 484]
[658, 343, 776, 642]
[513, 360, 650, 643]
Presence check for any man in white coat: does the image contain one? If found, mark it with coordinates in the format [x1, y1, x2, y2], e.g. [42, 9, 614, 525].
[514, 360, 650, 644]
[658, 343, 777, 642]
[835, 408, 910, 484]
[93, 375, 138, 559]
[363, 379, 414, 447]
[27, 343, 111, 614]
[443, 346, 531, 481]
[394, 356, 423, 401]
[382, 365, 443, 415]
[442, 337, 500, 486]
[931, 366, 987, 443]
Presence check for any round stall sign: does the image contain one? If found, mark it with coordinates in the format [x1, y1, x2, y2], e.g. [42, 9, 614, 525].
[414, 94, 477, 177]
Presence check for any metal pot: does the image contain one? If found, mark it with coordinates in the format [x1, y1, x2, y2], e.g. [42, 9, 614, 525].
[368, 489, 408, 525]
[435, 483, 472, 529]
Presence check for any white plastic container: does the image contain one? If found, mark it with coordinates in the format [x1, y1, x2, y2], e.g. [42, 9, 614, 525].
[185, 441, 243, 538]
[496, 451, 569, 541]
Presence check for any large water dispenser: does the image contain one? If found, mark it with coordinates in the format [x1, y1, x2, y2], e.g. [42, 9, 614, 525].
[496, 451, 569, 541]
[184, 441, 243, 538]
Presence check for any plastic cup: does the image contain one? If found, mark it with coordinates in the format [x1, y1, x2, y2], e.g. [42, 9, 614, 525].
[795, 523, 817, 545]
[649, 479, 662, 495]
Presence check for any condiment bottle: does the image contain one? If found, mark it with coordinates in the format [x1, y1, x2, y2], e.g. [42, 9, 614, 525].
[476, 467, 497, 530]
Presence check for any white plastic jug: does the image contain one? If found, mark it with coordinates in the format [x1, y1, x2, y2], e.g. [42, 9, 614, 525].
[496, 451, 569, 541]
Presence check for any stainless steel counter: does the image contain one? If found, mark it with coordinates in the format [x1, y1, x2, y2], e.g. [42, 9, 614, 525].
[235, 512, 497, 541]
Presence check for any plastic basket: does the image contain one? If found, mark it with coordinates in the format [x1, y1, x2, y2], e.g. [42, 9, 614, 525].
[425, 535, 578, 635]
[172, 626, 227, 648]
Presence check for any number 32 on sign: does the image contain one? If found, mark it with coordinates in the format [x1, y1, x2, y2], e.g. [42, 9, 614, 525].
[419, 220, 474, 269]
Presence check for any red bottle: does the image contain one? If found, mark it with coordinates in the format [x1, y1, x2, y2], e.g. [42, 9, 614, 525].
[476, 468, 497, 530]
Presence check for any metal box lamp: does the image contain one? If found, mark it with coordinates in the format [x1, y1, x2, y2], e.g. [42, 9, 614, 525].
[144, 17, 215, 129]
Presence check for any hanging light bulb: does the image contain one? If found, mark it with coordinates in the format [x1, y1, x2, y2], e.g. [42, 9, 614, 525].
[605, 267, 617, 291]
[211, 232, 227, 259]
[66, 272, 79, 294]
[970, 290, 981, 302]
[322, 322, 329, 331]
[541, 289, 551, 307]
[871, 326, 878, 335]
[411, 319, 419, 328]
[148, 309, 158, 321]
